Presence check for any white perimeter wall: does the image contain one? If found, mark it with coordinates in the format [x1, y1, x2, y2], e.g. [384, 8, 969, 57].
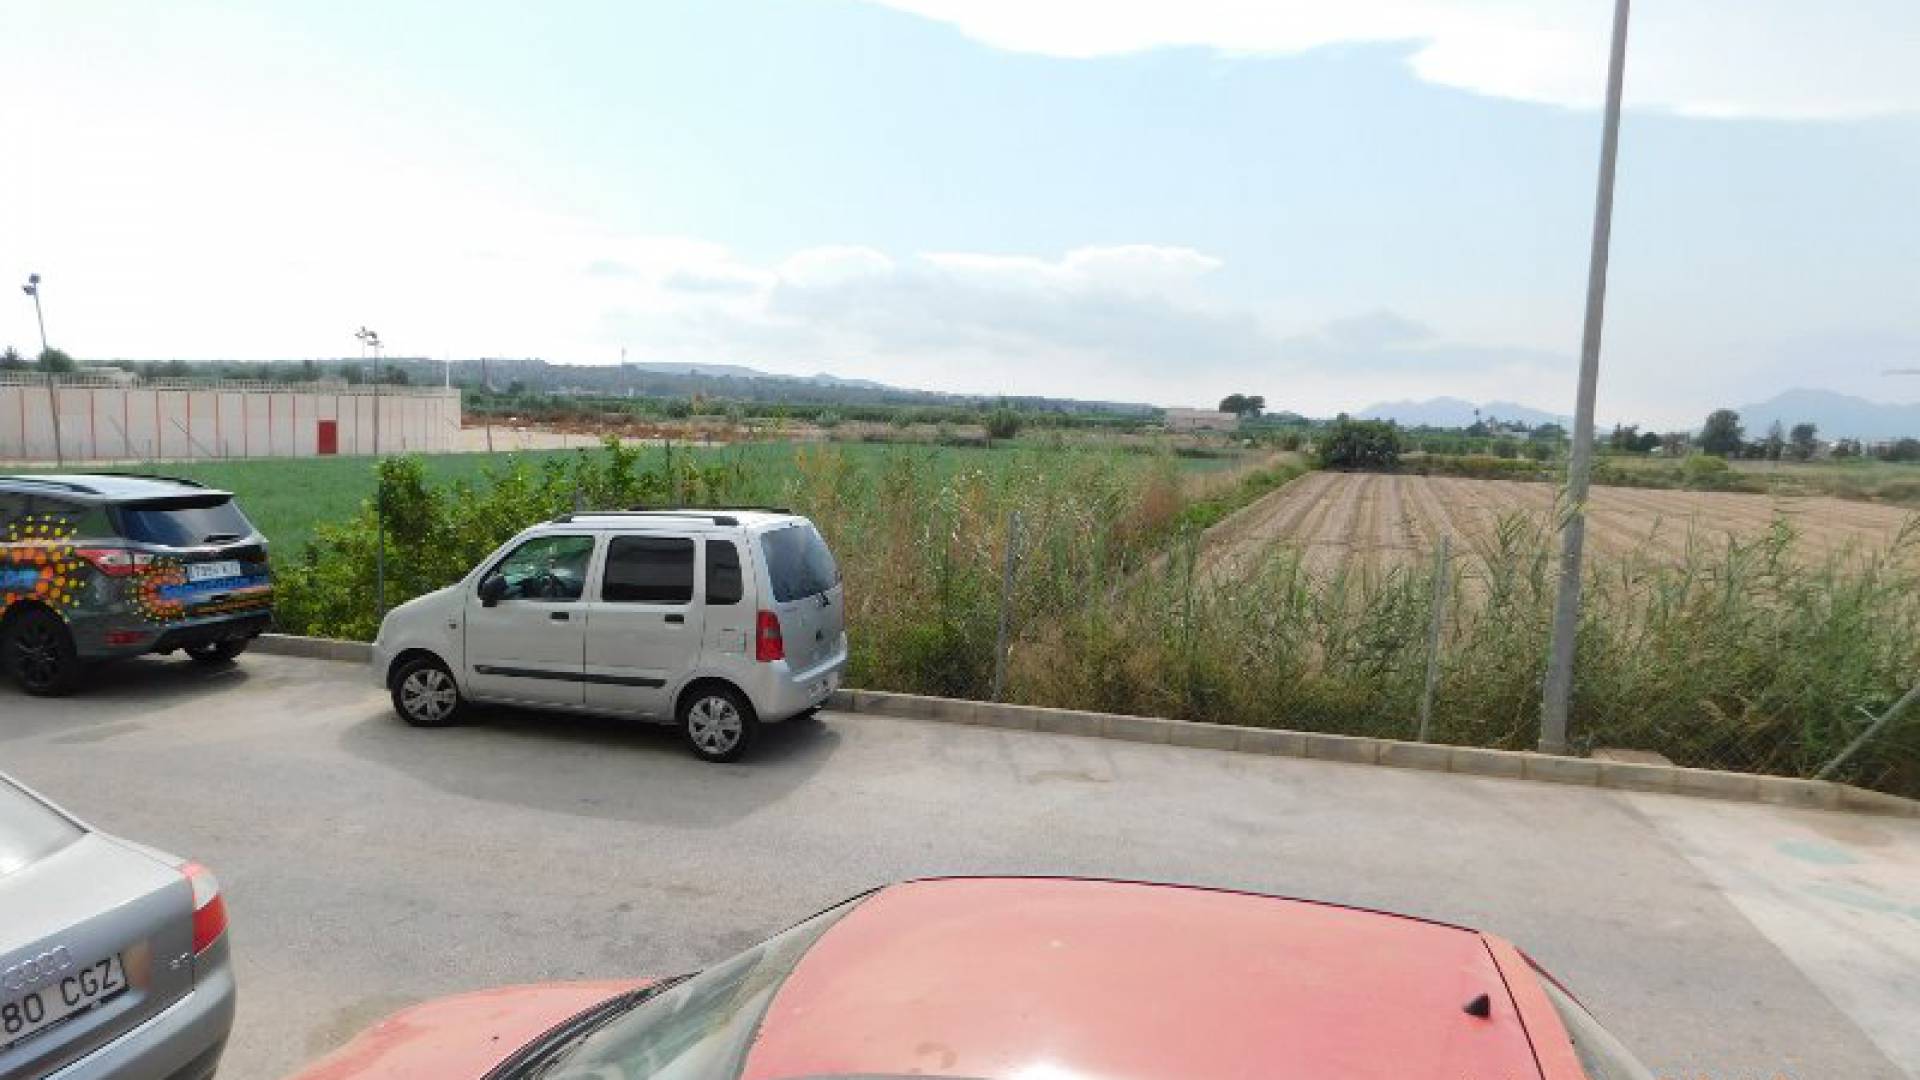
[0, 382, 462, 463]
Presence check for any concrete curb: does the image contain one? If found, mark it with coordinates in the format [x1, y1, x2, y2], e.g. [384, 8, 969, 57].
[243, 634, 1917, 819]
[832, 689, 1920, 819]
[253, 633, 373, 664]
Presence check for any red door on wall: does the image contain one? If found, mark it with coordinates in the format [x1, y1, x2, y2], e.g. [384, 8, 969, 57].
[317, 419, 338, 455]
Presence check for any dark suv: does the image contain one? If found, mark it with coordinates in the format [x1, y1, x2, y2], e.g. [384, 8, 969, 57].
[0, 474, 273, 695]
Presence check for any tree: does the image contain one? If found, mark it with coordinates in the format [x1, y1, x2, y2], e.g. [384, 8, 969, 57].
[1880, 438, 1920, 463]
[1699, 409, 1745, 457]
[1609, 424, 1640, 452]
[1314, 418, 1403, 470]
[339, 364, 365, 385]
[0, 346, 24, 371]
[298, 358, 320, 382]
[984, 407, 1023, 441]
[1217, 393, 1265, 418]
[1788, 422, 1818, 462]
[37, 347, 76, 373]
[1832, 437, 1862, 459]
[1761, 420, 1785, 462]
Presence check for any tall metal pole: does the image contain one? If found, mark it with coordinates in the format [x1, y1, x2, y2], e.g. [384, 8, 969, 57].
[22, 274, 62, 467]
[1418, 535, 1450, 743]
[1540, 0, 1631, 754]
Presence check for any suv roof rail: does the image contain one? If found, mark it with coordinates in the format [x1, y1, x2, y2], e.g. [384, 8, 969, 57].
[550, 510, 744, 527]
[0, 476, 101, 494]
[84, 471, 211, 489]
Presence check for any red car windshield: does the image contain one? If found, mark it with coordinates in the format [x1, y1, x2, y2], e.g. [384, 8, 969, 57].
[532, 901, 853, 1079]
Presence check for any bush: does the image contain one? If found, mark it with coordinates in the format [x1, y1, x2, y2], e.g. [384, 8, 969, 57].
[984, 408, 1023, 441]
[1314, 419, 1403, 470]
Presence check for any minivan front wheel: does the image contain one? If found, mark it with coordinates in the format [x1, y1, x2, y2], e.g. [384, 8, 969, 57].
[3, 608, 82, 697]
[392, 657, 464, 727]
[680, 685, 757, 763]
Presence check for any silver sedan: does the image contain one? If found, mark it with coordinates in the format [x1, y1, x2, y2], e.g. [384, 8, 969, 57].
[1, 773, 234, 1080]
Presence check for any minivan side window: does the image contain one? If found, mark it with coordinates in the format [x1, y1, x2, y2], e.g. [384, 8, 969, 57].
[603, 536, 695, 605]
[486, 534, 596, 602]
[706, 540, 743, 606]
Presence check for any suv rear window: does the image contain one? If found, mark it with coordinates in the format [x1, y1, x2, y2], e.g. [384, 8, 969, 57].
[0, 778, 84, 881]
[114, 496, 255, 547]
[759, 523, 838, 603]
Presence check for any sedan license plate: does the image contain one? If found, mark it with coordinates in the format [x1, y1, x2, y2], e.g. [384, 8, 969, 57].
[188, 560, 242, 583]
[0, 954, 127, 1051]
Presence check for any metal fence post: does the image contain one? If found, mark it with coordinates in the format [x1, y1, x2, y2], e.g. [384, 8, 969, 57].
[990, 510, 1022, 702]
[1814, 681, 1919, 781]
[1418, 535, 1451, 742]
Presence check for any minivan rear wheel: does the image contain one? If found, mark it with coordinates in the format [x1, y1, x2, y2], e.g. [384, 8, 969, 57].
[392, 657, 464, 727]
[680, 685, 757, 763]
[3, 608, 83, 697]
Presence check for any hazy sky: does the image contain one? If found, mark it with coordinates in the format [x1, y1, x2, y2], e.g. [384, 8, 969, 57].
[4, 0, 1916, 424]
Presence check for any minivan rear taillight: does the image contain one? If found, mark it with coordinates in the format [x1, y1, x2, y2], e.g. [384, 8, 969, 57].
[75, 547, 153, 578]
[755, 610, 785, 663]
[182, 861, 228, 954]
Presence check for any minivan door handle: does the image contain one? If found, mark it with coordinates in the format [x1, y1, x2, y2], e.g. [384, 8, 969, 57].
[664, 613, 685, 624]
[549, 611, 571, 622]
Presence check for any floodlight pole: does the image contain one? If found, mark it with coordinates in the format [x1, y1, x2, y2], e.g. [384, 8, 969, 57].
[22, 274, 62, 466]
[1540, 0, 1630, 755]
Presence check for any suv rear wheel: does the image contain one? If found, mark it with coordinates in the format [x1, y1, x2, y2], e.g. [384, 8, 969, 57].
[3, 608, 83, 697]
[680, 685, 757, 763]
[185, 639, 249, 665]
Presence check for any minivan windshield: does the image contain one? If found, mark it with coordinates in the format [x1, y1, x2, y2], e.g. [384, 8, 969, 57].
[760, 523, 838, 603]
[115, 496, 257, 547]
[0, 777, 84, 880]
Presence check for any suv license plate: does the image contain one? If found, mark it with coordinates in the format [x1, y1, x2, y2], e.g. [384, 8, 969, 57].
[188, 560, 242, 583]
[0, 954, 127, 1051]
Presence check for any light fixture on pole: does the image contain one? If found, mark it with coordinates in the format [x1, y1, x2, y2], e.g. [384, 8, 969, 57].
[20, 273, 62, 467]
[355, 326, 387, 615]
[1539, 0, 1631, 754]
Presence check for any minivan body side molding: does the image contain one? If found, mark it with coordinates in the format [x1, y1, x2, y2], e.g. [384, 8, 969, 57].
[472, 665, 666, 689]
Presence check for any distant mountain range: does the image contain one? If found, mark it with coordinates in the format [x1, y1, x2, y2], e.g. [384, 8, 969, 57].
[617, 361, 893, 391]
[1356, 397, 1571, 429]
[1733, 389, 1920, 441]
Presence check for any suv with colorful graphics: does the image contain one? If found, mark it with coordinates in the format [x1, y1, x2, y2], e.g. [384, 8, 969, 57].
[0, 474, 273, 695]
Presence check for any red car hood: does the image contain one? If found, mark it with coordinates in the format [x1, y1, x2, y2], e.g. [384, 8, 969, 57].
[284, 980, 646, 1080]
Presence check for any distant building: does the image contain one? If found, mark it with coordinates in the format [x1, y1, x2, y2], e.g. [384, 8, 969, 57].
[1165, 408, 1238, 433]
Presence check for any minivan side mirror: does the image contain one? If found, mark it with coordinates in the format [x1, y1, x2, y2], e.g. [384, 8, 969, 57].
[478, 574, 508, 608]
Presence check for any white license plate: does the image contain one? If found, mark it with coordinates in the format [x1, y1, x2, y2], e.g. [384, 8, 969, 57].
[0, 954, 127, 1051]
[188, 560, 242, 583]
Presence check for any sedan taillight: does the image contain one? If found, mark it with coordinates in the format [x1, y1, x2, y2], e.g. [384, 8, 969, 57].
[75, 547, 153, 578]
[183, 861, 228, 954]
[755, 610, 785, 663]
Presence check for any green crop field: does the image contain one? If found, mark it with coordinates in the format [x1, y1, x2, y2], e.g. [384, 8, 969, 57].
[14, 441, 1244, 561]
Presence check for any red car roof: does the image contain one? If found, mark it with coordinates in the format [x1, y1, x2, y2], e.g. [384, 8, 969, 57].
[742, 878, 1549, 1080]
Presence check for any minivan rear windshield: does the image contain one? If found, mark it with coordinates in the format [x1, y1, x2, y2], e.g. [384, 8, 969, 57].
[115, 496, 256, 547]
[0, 778, 84, 880]
[760, 523, 839, 603]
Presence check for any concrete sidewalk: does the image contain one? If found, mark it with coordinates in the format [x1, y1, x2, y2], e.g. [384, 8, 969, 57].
[2, 651, 1914, 1079]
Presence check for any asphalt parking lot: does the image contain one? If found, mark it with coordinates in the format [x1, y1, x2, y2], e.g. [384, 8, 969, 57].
[4, 652, 1917, 1080]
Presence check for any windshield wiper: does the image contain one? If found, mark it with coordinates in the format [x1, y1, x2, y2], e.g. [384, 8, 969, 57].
[497, 975, 693, 1080]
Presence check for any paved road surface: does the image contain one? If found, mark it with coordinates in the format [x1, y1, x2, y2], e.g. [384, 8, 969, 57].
[4, 653, 1915, 1080]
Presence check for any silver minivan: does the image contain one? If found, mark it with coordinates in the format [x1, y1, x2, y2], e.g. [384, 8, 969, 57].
[370, 510, 848, 762]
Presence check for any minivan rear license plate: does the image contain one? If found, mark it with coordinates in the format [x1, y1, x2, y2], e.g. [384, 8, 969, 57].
[188, 560, 242, 583]
[0, 954, 127, 1051]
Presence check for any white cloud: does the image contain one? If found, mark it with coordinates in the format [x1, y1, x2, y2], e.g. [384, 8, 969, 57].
[861, 0, 1920, 119]
[777, 246, 897, 288]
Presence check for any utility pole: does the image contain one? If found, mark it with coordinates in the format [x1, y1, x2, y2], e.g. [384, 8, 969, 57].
[1540, 0, 1631, 755]
[21, 273, 62, 467]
